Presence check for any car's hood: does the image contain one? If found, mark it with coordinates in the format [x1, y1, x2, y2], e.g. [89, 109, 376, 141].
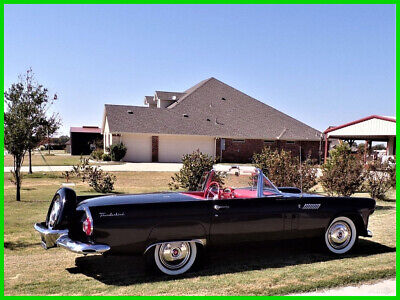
[77, 192, 196, 208]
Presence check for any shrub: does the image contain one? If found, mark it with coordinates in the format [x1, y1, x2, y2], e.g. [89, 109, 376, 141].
[364, 159, 393, 200]
[110, 143, 127, 161]
[90, 148, 104, 161]
[252, 147, 317, 192]
[102, 153, 111, 161]
[71, 156, 116, 193]
[169, 150, 224, 191]
[84, 167, 116, 193]
[319, 143, 364, 197]
[388, 156, 396, 188]
[299, 159, 318, 192]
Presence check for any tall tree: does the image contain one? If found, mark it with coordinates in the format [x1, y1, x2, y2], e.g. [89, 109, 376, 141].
[4, 69, 61, 200]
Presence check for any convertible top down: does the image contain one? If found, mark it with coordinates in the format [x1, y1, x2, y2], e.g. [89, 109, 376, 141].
[35, 166, 375, 275]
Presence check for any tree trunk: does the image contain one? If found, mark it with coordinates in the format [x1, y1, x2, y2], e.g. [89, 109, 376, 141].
[16, 180, 21, 201]
[28, 148, 33, 174]
[14, 155, 23, 201]
[15, 168, 21, 201]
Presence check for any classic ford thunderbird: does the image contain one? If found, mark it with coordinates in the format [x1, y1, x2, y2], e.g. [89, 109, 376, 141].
[34, 167, 375, 275]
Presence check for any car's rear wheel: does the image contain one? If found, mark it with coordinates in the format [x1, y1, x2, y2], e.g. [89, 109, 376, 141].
[325, 216, 357, 254]
[153, 241, 197, 275]
[45, 187, 76, 230]
[47, 195, 62, 229]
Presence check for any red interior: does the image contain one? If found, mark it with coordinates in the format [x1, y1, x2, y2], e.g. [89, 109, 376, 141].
[182, 188, 275, 200]
[181, 173, 275, 200]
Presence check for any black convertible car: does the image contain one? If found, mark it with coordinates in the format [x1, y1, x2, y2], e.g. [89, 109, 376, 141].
[34, 167, 375, 275]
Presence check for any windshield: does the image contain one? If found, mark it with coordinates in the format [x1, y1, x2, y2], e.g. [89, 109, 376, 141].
[206, 170, 280, 196]
[263, 174, 281, 195]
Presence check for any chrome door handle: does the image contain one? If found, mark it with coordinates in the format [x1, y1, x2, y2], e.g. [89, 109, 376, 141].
[214, 205, 229, 210]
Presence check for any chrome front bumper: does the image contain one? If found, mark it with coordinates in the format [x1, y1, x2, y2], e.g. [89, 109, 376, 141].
[34, 222, 110, 255]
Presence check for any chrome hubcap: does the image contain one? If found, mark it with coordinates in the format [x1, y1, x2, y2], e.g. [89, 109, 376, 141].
[159, 242, 191, 270]
[328, 221, 352, 249]
[49, 198, 61, 229]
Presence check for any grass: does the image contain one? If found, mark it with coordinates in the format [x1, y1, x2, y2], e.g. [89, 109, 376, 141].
[4, 172, 396, 295]
[4, 152, 122, 167]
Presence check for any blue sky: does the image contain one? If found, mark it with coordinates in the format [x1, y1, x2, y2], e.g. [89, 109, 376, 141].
[4, 4, 395, 136]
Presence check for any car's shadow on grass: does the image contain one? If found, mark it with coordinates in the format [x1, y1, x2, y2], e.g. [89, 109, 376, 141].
[68, 238, 395, 286]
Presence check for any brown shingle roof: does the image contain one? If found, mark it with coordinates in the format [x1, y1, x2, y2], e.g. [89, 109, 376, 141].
[104, 78, 321, 140]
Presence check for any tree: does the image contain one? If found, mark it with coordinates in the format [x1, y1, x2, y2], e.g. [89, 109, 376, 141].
[319, 143, 365, 197]
[364, 159, 393, 200]
[252, 147, 318, 192]
[169, 150, 224, 191]
[4, 69, 60, 201]
[20, 70, 60, 173]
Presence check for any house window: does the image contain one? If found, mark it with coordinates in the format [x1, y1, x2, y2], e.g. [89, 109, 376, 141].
[233, 139, 245, 143]
[264, 140, 275, 144]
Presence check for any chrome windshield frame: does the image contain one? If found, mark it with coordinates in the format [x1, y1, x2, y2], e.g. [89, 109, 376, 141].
[206, 166, 282, 198]
[255, 168, 282, 198]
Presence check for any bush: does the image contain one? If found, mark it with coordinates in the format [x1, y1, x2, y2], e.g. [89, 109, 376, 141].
[70, 157, 116, 193]
[169, 150, 224, 191]
[319, 143, 364, 197]
[85, 167, 116, 193]
[252, 147, 317, 192]
[364, 159, 393, 200]
[90, 148, 104, 161]
[388, 156, 396, 188]
[110, 143, 127, 161]
[102, 153, 111, 161]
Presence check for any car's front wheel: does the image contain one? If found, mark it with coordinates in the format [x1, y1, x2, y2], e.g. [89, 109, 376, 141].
[153, 241, 197, 275]
[325, 216, 357, 254]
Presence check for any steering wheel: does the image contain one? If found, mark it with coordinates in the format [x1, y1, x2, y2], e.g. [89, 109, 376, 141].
[206, 181, 220, 200]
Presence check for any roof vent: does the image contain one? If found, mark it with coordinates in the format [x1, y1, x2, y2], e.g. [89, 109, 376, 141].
[183, 114, 189, 118]
[127, 110, 133, 114]
[206, 118, 211, 121]
[221, 97, 226, 101]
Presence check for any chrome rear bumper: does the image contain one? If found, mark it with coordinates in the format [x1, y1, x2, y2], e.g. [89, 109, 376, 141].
[34, 222, 110, 255]
[56, 235, 110, 254]
[34, 222, 68, 249]
[367, 230, 373, 238]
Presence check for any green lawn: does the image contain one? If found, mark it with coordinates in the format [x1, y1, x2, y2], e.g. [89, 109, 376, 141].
[4, 152, 122, 167]
[4, 172, 396, 295]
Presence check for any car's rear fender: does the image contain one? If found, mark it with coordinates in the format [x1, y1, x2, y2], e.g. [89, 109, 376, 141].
[146, 221, 208, 250]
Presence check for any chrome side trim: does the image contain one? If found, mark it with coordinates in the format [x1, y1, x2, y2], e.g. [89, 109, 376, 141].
[56, 235, 110, 254]
[367, 230, 373, 238]
[144, 239, 207, 254]
[34, 222, 68, 249]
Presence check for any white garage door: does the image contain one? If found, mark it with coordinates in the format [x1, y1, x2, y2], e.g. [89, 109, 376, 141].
[121, 133, 152, 162]
[159, 135, 215, 163]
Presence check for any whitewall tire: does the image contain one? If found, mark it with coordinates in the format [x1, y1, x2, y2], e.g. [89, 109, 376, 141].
[154, 241, 197, 275]
[325, 216, 357, 254]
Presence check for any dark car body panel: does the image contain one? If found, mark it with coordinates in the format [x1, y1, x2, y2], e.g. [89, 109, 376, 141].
[75, 191, 375, 254]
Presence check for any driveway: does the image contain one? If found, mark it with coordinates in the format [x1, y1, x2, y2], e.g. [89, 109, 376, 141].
[4, 163, 257, 173]
[290, 278, 396, 296]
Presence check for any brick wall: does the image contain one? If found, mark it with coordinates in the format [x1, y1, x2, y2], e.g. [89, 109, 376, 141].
[152, 136, 159, 162]
[216, 138, 323, 163]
